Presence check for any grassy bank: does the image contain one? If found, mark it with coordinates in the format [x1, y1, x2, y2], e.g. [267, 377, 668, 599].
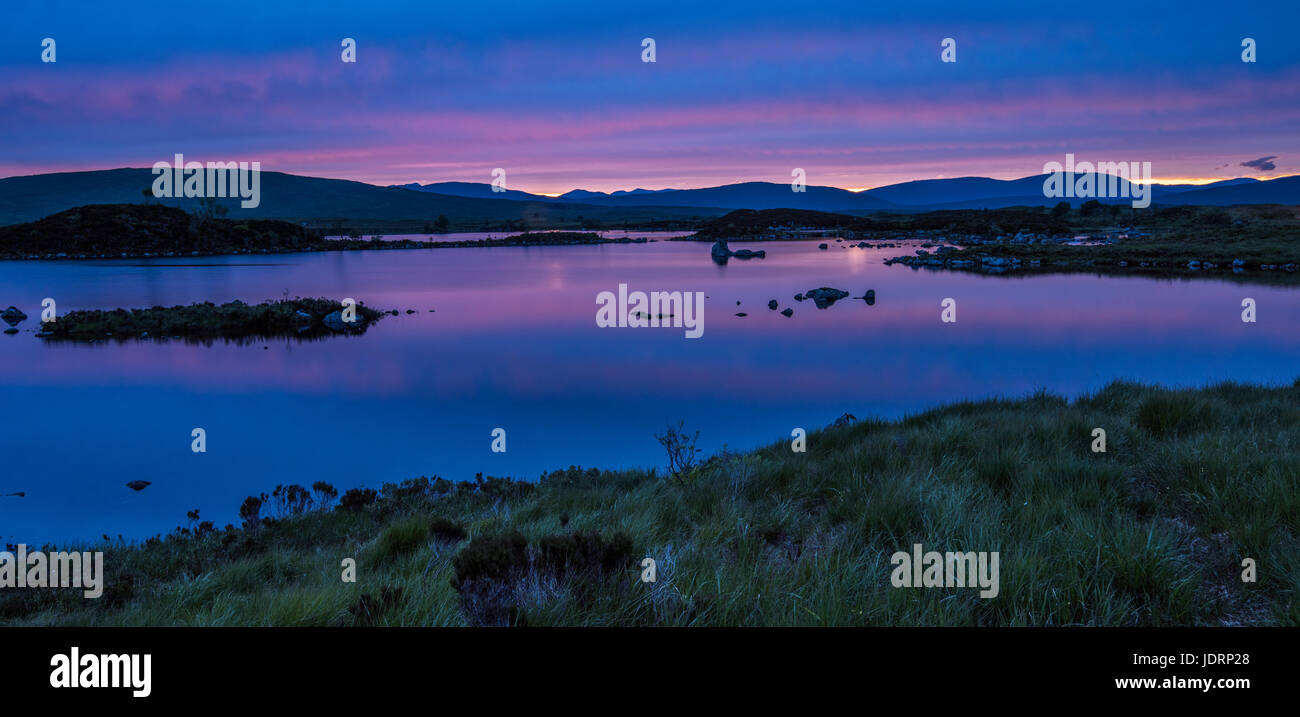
[883, 205, 1300, 275]
[4, 381, 1298, 626]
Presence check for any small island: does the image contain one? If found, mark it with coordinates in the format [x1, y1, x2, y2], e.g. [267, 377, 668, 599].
[35, 297, 386, 342]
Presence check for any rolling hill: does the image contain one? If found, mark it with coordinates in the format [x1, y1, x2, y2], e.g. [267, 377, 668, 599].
[2, 168, 1296, 227]
[0, 169, 725, 227]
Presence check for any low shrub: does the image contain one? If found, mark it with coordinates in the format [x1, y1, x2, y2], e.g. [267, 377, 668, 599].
[1135, 393, 1219, 437]
[429, 517, 467, 543]
[534, 532, 635, 579]
[373, 517, 428, 560]
[338, 487, 378, 510]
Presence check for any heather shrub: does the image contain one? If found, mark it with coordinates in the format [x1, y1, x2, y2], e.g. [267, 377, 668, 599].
[429, 517, 467, 543]
[339, 487, 378, 510]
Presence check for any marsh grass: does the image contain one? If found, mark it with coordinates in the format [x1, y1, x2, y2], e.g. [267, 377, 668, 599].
[5, 380, 1297, 626]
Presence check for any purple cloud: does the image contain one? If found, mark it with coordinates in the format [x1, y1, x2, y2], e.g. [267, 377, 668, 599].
[1241, 156, 1278, 172]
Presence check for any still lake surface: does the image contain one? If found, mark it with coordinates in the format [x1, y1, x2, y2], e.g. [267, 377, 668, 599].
[2, 239, 1297, 543]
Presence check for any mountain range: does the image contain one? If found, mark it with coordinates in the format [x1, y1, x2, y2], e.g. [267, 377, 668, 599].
[399, 175, 1299, 212]
[1, 169, 1295, 226]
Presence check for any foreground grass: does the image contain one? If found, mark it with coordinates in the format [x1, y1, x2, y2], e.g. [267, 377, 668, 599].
[5, 380, 1298, 626]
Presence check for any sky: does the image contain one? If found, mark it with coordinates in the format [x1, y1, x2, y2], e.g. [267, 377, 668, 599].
[1, 0, 1298, 194]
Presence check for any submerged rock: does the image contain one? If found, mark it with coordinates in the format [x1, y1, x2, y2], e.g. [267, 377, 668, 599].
[125, 480, 152, 491]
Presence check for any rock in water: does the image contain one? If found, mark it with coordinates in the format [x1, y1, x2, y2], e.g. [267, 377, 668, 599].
[323, 310, 362, 332]
[780, 308, 793, 317]
[768, 300, 778, 310]
[125, 480, 152, 491]
[711, 240, 733, 259]
[1, 306, 27, 327]
[803, 287, 850, 309]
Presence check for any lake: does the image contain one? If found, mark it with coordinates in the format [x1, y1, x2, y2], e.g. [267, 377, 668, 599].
[1, 239, 1297, 544]
[322, 230, 697, 242]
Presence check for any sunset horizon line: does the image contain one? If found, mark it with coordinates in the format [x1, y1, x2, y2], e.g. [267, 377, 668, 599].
[4, 165, 1295, 199]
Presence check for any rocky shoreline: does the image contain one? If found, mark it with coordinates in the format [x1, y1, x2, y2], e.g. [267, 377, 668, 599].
[883, 238, 1300, 275]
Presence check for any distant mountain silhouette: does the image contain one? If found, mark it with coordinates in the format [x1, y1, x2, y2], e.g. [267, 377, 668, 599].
[0, 169, 723, 226]
[393, 181, 551, 202]
[549, 182, 900, 211]
[1154, 176, 1300, 205]
[395, 175, 1300, 211]
[3, 168, 1295, 226]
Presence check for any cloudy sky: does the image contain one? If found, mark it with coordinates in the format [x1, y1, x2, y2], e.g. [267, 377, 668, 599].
[2, 0, 1297, 193]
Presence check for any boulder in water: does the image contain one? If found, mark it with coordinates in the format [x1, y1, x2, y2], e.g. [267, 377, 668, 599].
[803, 287, 850, 309]
[1, 306, 27, 327]
[323, 310, 363, 332]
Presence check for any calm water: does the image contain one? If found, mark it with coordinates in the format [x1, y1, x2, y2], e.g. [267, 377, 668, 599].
[2, 240, 1297, 544]
[323, 230, 696, 242]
